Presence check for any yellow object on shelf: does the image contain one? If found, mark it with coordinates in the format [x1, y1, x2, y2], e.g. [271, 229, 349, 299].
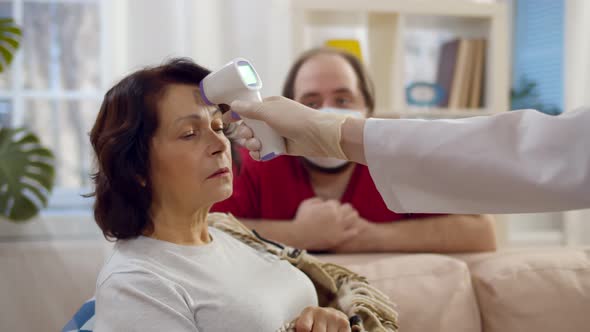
[324, 39, 363, 61]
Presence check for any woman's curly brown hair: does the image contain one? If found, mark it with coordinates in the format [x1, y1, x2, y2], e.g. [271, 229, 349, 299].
[88, 58, 211, 240]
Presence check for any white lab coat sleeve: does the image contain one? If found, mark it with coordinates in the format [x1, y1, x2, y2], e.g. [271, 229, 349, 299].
[364, 108, 590, 214]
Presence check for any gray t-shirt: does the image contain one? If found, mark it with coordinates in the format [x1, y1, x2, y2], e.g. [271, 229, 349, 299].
[94, 227, 318, 332]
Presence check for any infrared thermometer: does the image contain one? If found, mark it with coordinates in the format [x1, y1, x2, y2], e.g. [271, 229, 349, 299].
[200, 58, 286, 161]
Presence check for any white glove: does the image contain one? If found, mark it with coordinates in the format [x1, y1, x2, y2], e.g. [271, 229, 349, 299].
[228, 96, 350, 161]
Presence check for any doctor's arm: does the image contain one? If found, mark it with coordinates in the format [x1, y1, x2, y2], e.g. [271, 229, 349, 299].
[362, 108, 590, 214]
[230, 98, 590, 214]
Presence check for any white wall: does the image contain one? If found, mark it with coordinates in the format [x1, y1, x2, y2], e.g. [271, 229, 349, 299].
[563, 0, 590, 245]
[564, 0, 590, 110]
[210, 0, 294, 96]
[104, 0, 196, 81]
[126, 0, 189, 68]
[105, 0, 294, 96]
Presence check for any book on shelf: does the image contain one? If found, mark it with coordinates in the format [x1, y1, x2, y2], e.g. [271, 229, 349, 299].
[456, 39, 474, 108]
[436, 38, 486, 110]
[435, 39, 460, 107]
[469, 39, 486, 109]
[324, 39, 364, 61]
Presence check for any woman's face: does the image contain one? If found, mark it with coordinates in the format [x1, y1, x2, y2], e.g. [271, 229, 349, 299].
[293, 53, 367, 117]
[148, 84, 232, 212]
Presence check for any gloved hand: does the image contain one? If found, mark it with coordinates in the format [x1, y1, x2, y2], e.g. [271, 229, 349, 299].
[228, 96, 350, 161]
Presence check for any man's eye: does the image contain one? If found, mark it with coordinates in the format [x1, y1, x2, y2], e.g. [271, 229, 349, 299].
[305, 102, 320, 109]
[336, 97, 351, 106]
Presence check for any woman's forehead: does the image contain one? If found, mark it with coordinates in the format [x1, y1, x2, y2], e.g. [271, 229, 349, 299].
[158, 84, 216, 119]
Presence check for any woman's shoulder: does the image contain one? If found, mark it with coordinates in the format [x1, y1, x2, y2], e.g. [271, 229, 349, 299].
[96, 238, 162, 288]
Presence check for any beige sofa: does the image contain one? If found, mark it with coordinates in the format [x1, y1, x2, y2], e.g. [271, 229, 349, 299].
[0, 240, 588, 332]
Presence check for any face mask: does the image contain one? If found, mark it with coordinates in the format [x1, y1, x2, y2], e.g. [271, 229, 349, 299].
[302, 107, 364, 173]
[304, 156, 349, 169]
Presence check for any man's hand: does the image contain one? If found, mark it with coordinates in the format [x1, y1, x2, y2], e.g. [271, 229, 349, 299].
[330, 219, 377, 253]
[295, 306, 351, 332]
[292, 198, 367, 251]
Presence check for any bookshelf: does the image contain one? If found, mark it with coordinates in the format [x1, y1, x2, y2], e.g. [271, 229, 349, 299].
[290, 0, 510, 119]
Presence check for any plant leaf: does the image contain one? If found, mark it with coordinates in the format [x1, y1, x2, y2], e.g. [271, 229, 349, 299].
[0, 127, 55, 222]
[0, 18, 22, 74]
[0, 26, 22, 37]
[0, 35, 19, 49]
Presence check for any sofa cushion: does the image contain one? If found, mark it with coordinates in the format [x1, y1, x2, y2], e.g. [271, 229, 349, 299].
[323, 253, 482, 332]
[466, 248, 590, 332]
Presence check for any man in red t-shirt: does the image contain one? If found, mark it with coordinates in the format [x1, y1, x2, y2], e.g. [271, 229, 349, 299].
[213, 48, 497, 253]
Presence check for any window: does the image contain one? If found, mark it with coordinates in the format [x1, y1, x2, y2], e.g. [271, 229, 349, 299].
[0, 0, 105, 211]
[512, 0, 564, 114]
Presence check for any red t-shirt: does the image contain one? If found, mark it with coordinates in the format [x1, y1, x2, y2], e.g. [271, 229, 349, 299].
[212, 149, 442, 222]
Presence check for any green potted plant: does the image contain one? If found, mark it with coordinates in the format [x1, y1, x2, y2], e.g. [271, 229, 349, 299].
[0, 17, 55, 222]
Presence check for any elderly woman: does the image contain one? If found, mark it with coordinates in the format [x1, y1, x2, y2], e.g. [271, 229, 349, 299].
[89, 59, 395, 332]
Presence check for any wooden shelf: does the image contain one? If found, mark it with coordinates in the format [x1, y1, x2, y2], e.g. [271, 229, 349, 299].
[291, 0, 510, 120]
[293, 0, 505, 17]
